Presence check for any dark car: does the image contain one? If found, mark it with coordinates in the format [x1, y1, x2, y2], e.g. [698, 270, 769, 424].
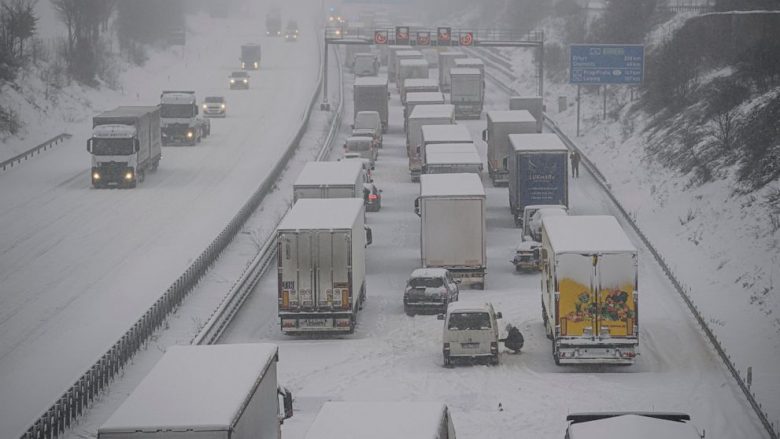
[229, 71, 250, 89]
[403, 268, 459, 316]
[363, 182, 381, 212]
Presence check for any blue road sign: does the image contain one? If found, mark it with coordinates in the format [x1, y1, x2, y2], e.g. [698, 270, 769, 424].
[569, 44, 644, 85]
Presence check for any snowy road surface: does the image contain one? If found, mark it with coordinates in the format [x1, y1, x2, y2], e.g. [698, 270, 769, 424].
[221, 60, 768, 439]
[0, 2, 321, 436]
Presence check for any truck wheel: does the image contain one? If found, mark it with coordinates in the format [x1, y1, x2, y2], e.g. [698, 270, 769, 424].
[552, 339, 560, 366]
[151, 160, 159, 172]
[443, 354, 451, 367]
[491, 354, 499, 366]
[405, 308, 414, 317]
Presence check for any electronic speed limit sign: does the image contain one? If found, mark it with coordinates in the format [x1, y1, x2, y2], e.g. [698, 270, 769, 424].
[374, 31, 388, 45]
[459, 32, 474, 46]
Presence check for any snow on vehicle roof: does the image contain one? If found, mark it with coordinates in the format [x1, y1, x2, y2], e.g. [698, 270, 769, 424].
[509, 133, 568, 152]
[346, 136, 372, 144]
[454, 57, 485, 66]
[411, 267, 449, 278]
[449, 67, 481, 76]
[439, 51, 465, 57]
[543, 215, 636, 254]
[447, 301, 492, 314]
[421, 124, 472, 143]
[405, 92, 445, 104]
[487, 110, 536, 124]
[409, 104, 455, 119]
[400, 59, 429, 67]
[396, 50, 422, 57]
[98, 344, 277, 433]
[305, 401, 447, 439]
[426, 150, 482, 165]
[425, 143, 478, 154]
[279, 198, 363, 230]
[93, 124, 137, 138]
[567, 414, 701, 439]
[354, 77, 388, 87]
[404, 78, 438, 88]
[420, 173, 485, 198]
[96, 106, 159, 119]
[294, 161, 363, 187]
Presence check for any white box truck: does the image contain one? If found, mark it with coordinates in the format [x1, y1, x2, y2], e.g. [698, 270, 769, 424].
[88, 106, 162, 188]
[97, 343, 293, 439]
[402, 78, 439, 105]
[293, 161, 365, 202]
[305, 402, 456, 439]
[449, 67, 484, 119]
[438, 51, 466, 92]
[354, 77, 389, 133]
[404, 91, 445, 130]
[277, 198, 371, 334]
[509, 95, 544, 133]
[424, 143, 482, 175]
[453, 57, 485, 74]
[482, 110, 537, 185]
[415, 173, 486, 289]
[406, 104, 455, 182]
[394, 49, 423, 89]
[420, 123, 473, 172]
[398, 58, 430, 97]
[540, 215, 639, 365]
[386, 45, 408, 83]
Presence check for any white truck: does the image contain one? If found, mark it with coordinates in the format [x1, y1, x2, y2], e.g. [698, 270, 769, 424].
[97, 343, 293, 439]
[482, 110, 537, 185]
[437, 51, 466, 92]
[453, 57, 485, 74]
[305, 402, 456, 439]
[420, 123, 473, 173]
[277, 198, 371, 334]
[509, 95, 544, 133]
[353, 52, 379, 76]
[424, 143, 482, 175]
[398, 58, 430, 98]
[394, 50, 424, 90]
[401, 77, 439, 105]
[386, 45, 407, 83]
[160, 90, 210, 146]
[406, 104, 455, 182]
[541, 215, 639, 365]
[88, 106, 162, 188]
[404, 91, 445, 130]
[293, 161, 366, 202]
[449, 67, 484, 119]
[415, 173, 486, 289]
[354, 77, 389, 133]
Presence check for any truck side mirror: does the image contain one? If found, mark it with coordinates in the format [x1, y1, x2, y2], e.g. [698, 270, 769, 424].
[365, 226, 373, 246]
[86, 139, 92, 153]
[134, 139, 140, 152]
[278, 387, 293, 421]
[481, 129, 488, 141]
[496, 312, 503, 319]
[194, 105, 199, 116]
[414, 197, 421, 217]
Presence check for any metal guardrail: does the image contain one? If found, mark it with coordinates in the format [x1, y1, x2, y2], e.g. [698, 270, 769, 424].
[482, 54, 777, 439]
[193, 47, 345, 346]
[19, 34, 329, 439]
[1, 134, 72, 173]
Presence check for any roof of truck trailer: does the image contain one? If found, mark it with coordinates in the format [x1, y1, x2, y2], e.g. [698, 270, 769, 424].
[449, 67, 481, 76]
[396, 50, 423, 57]
[98, 344, 277, 433]
[404, 78, 438, 87]
[543, 216, 636, 254]
[305, 401, 447, 439]
[425, 143, 478, 154]
[421, 124, 472, 143]
[487, 109, 536, 123]
[454, 57, 485, 66]
[406, 92, 445, 103]
[409, 104, 455, 119]
[400, 58, 429, 66]
[420, 173, 484, 197]
[279, 198, 364, 230]
[96, 106, 159, 119]
[426, 150, 482, 165]
[354, 76, 388, 86]
[294, 161, 363, 187]
[439, 51, 466, 57]
[509, 133, 568, 152]
[567, 414, 700, 439]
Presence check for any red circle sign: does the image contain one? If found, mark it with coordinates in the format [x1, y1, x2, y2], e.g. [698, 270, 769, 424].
[374, 31, 387, 45]
[417, 33, 430, 45]
[459, 32, 473, 46]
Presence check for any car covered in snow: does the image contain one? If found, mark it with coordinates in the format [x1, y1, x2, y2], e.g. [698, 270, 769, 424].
[404, 268, 459, 316]
[229, 71, 250, 89]
[202, 96, 227, 117]
[564, 412, 702, 439]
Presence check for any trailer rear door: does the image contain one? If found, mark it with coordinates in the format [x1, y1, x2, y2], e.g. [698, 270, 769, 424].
[555, 253, 596, 337]
[316, 231, 352, 311]
[595, 253, 638, 337]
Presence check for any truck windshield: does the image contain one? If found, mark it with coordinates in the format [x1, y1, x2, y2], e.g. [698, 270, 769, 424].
[347, 141, 370, 151]
[161, 104, 194, 118]
[92, 138, 134, 156]
[409, 277, 444, 288]
[448, 312, 491, 330]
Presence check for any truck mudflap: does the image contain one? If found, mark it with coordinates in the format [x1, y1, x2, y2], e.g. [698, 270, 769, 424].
[553, 338, 638, 365]
[279, 312, 357, 334]
[444, 267, 486, 290]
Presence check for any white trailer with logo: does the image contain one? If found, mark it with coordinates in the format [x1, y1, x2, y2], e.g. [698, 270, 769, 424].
[415, 173, 486, 289]
[293, 161, 365, 202]
[406, 104, 455, 181]
[97, 344, 293, 439]
[438, 51, 466, 92]
[483, 110, 537, 185]
[277, 198, 370, 334]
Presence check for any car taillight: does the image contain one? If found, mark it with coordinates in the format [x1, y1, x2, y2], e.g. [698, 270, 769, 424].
[368, 194, 377, 201]
[282, 319, 297, 328]
[335, 319, 351, 328]
[279, 290, 289, 309]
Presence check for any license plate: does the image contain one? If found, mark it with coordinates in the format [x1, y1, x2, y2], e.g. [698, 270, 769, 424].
[461, 342, 480, 349]
[302, 319, 327, 327]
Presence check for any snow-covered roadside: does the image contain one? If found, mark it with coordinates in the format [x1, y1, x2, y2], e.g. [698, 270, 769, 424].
[496, 15, 780, 429]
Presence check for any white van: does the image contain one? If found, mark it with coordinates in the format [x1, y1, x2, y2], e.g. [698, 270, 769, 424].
[438, 302, 502, 366]
[353, 111, 383, 148]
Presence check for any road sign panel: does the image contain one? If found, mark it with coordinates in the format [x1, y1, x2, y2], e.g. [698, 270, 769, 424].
[416, 32, 431, 46]
[569, 44, 644, 85]
[437, 27, 451, 45]
[395, 26, 410, 44]
[459, 32, 473, 46]
[374, 30, 388, 45]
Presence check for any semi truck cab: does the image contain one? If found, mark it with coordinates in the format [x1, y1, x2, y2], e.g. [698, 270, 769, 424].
[88, 125, 141, 187]
[160, 91, 202, 146]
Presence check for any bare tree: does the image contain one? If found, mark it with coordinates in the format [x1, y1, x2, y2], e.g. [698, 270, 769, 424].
[49, 0, 114, 83]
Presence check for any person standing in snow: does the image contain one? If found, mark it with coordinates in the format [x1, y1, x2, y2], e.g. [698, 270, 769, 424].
[570, 150, 580, 178]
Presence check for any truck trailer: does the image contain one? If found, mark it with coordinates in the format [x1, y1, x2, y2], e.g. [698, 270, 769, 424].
[449, 68, 484, 119]
[241, 43, 262, 70]
[160, 91, 210, 146]
[401, 77, 439, 105]
[438, 51, 466, 92]
[398, 59, 430, 98]
[293, 161, 365, 202]
[88, 106, 162, 188]
[507, 133, 569, 226]
[306, 402, 456, 439]
[483, 110, 537, 185]
[406, 104, 455, 181]
[277, 198, 371, 334]
[420, 123, 473, 173]
[509, 95, 544, 133]
[453, 57, 485, 74]
[404, 91, 445, 130]
[394, 50, 424, 89]
[354, 77, 389, 133]
[424, 143, 482, 175]
[541, 215, 639, 365]
[97, 343, 293, 439]
[415, 173, 486, 289]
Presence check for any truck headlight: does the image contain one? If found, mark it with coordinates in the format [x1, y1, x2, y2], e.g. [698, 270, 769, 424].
[230, 79, 235, 83]
[202, 104, 207, 110]
[220, 104, 226, 109]
[186, 131, 193, 138]
[124, 171, 134, 180]
[242, 62, 246, 68]
[253, 62, 258, 68]
[243, 79, 248, 83]
[93, 172, 101, 180]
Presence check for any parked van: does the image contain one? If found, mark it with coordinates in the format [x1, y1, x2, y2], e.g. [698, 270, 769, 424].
[353, 111, 383, 148]
[344, 136, 377, 166]
[438, 301, 502, 366]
